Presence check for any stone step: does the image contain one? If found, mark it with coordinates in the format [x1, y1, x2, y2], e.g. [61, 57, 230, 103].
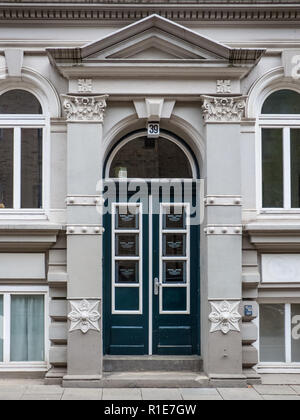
[103, 355, 202, 372]
[100, 371, 209, 388]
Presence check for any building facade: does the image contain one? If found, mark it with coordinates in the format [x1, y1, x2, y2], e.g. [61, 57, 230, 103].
[0, 0, 300, 388]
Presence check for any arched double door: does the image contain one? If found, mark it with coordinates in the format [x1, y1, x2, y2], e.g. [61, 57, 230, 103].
[103, 130, 200, 355]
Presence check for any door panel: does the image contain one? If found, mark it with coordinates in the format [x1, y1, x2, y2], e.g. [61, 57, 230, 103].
[152, 201, 198, 355]
[104, 202, 149, 355]
[103, 184, 199, 355]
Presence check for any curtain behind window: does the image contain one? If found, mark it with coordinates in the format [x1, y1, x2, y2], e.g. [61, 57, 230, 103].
[10, 295, 44, 362]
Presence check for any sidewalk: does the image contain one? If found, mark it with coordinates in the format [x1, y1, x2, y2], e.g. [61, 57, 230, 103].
[0, 375, 300, 400]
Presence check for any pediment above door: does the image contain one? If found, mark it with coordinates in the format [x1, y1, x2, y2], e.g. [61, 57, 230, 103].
[47, 14, 265, 79]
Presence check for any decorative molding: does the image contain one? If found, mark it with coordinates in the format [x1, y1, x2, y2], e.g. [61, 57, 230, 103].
[78, 78, 92, 93]
[209, 300, 241, 334]
[204, 225, 242, 235]
[66, 225, 104, 235]
[68, 299, 101, 334]
[61, 94, 108, 122]
[1, 4, 300, 24]
[201, 95, 247, 123]
[216, 80, 231, 94]
[66, 195, 104, 206]
[205, 195, 242, 206]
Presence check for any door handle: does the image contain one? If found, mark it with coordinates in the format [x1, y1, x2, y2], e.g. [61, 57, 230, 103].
[154, 277, 162, 295]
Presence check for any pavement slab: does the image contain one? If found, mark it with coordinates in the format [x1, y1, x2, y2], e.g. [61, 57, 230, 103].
[217, 387, 263, 400]
[62, 388, 103, 400]
[180, 388, 222, 400]
[141, 388, 182, 400]
[253, 385, 297, 395]
[21, 393, 63, 400]
[262, 395, 300, 400]
[102, 388, 142, 400]
[0, 391, 24, 400]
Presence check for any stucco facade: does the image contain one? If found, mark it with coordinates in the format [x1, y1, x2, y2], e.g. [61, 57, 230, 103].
[0, 0, 300, 388]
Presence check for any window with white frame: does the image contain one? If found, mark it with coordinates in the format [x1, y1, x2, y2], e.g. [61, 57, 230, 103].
[260, 89, 300, 210]
[0, 89, 46, 210]
[0, 287, 47, 365]
[259, 303, 300, 364]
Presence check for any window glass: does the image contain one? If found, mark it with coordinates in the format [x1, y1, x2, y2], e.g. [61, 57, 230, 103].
[10, 295, 44, 362]
[262, 90, 300, 114]
[0, 295, 3, 362]
[110, 137, 193, 178]
[0, 129, 13, 208]
[291, 304, 300, 363]
[0, 90, 42, 114]
[21, 128, 43, 208]
[262, 128, 283, 208]
[291, 129, 300, 208]
[260, 304, 285, 362]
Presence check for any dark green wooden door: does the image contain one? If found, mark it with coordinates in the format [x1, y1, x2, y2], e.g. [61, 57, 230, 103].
[103, 184, 200, 355]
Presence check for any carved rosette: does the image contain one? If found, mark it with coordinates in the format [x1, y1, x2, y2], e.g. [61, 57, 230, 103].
[61, 94, 108, 122]
[208, 300, 241, 334]
[201, 95, 247, 123]
[68, 299, 101, 334]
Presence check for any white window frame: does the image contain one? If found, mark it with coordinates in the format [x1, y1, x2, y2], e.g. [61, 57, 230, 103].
[0, 285, 49, 371]
[111, 202, 143, 315]
[256, 302, 300, 373]
[0, 114, 50, 219]
[258, 115, 300, 213]
[159, 203, 190, 315]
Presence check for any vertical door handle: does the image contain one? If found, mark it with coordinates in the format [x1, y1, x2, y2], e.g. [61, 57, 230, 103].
[154, 277, 161, 295]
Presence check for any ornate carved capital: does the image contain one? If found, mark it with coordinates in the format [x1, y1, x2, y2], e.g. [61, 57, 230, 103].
[68, 299, 101, 334]
[208, 300, 241, 334]
[61, 94, 108, 123]
[201, 95, 247, 123]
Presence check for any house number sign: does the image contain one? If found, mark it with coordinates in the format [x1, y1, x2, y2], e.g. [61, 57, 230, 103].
[147, 122, 160, 138]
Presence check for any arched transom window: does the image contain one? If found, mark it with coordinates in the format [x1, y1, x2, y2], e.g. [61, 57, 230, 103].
[260, 89, 300, 210]
[0, 89, 45, 210]
[107, 134, 195, 179]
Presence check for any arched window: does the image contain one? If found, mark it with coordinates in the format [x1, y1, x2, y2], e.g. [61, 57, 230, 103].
[260, 89, 300, 209]
[0, 90, 44, 210]
[108, 135, 194, 179]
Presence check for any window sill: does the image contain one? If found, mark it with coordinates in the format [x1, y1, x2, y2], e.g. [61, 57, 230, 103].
[256, 363, 300, 374]
[0, 362, 48, 371]
[0, 209, 48, 221]
[259, 209, 300, 214]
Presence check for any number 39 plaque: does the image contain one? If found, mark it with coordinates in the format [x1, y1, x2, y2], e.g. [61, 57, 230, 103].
[147, 122, 160, 138]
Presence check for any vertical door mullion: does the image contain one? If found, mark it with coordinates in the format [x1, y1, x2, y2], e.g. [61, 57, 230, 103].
[283, 127, 291, 210]
[285, 303, 292, 364]
[13, 127, 21, 209]
[3, 294, 10, 364]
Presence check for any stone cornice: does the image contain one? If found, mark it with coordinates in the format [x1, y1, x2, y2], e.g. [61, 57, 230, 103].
[0, 2, 300, 24]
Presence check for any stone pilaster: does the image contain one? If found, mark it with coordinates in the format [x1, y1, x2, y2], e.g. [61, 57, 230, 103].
[62, 94, 108, 388]
[200, 95, 247, 387]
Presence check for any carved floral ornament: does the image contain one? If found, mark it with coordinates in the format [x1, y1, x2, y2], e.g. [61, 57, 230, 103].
[61, 94, 108, 122]
[208, 300, 241, 334]
[68, 299, 101, 334]
[201, 95, 247, 123]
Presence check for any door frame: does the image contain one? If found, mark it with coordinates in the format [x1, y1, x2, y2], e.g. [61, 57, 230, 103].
[102, 129, 201, 355]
